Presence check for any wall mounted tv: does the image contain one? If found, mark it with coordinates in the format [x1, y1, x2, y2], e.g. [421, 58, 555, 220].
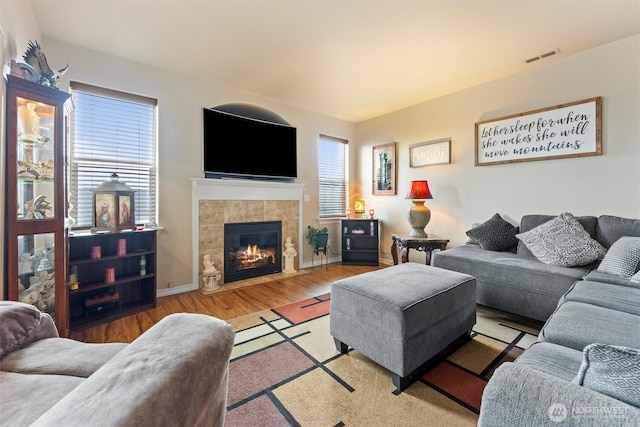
[202, 105, 297, 181]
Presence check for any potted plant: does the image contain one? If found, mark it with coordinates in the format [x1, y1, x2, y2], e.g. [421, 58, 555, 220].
[306, 225, 329, 255]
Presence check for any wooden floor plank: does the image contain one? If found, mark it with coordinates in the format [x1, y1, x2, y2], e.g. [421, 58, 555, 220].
[70, 263, 386, 343]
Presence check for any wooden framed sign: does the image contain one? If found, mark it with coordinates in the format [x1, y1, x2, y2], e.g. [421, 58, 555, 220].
[475, 97, 602, 166]
[409, 138, 451, 167]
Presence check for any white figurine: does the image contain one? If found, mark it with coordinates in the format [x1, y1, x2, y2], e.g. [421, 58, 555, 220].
[201, 254, 222, 292]
[282, 237, 297, 274]
[203, 254, 218, 274]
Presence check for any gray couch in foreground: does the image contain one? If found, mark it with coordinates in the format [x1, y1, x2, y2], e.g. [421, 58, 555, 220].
[0, 301, 235, 427]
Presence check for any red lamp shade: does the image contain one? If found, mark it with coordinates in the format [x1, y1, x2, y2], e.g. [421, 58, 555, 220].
[405, 180, 433, 200]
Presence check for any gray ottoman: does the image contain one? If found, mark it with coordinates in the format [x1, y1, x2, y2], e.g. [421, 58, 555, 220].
[330, 262, 476, 392]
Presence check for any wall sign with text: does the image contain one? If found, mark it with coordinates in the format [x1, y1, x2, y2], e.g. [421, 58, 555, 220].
[475, 97, 602, 166]
[409, 138, 451, 167]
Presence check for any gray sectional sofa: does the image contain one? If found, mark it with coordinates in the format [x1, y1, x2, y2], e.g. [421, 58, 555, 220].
[0, 301, 235, 427]
[432, 214, 640, 321]
[432, 213, 640, 426]
[478, 276, 640, 426]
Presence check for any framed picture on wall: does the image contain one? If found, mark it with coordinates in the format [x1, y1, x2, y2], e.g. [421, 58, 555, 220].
[372, 142, 396, 195]
[409, 138, 452, 167]
[475, 97, 602, 166]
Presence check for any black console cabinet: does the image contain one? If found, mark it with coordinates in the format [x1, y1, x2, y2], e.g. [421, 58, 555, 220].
[341, 219, 379, 266]
[67, 229, 157, 331]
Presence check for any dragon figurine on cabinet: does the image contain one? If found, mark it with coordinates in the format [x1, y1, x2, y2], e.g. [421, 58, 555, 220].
[10, 40, 68, 88]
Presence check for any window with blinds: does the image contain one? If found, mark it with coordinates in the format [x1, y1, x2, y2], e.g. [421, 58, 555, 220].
[69, 82, 157, 228]
[318, 135, 348, 218]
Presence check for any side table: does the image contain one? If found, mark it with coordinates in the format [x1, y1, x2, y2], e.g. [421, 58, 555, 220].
[391, 234, 449, 265]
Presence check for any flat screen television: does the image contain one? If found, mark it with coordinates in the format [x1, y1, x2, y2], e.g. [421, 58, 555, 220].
[202, 107, 297, 181]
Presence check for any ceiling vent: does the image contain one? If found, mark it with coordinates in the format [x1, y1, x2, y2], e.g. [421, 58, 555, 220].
[525, 48, 561, 64]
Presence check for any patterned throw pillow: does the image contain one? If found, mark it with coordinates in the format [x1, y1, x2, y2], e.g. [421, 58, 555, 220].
[573, 343, 640, 407]
[597, 236, 640, 277]
[466, 213, 518, 251]
[515, 212, 607, 267]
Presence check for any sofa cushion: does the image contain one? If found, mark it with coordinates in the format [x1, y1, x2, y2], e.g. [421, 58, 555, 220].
[432, 245, 587, 321]
[539, 301, 640, 351]
[516, 212, 606, 267]
[517, 214, 597, 258]
[0, 301, 58, 358]
[0, 371, 84, 426]
[514, 341, 583, 382]
[583, 269, 640, 288]
[465, 213, 518, 251]
[596, 215, 640, 248]
[1, 338, 127, 377]
[596, 236, 640, 277]
[632, 271, 640, 283]
[573, 343, 640, 407]
[559, 280, 640, 316]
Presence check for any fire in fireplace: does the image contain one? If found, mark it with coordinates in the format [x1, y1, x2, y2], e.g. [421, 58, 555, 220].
[224, 221, 282, 283]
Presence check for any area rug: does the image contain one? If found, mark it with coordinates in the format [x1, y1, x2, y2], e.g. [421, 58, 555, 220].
[224, 294, 540, 426]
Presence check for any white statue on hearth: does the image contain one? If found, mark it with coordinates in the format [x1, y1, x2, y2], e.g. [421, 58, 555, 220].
[282, 237, 297, 274]
[201, 254, 222, 293]
[203, 254, 217, 274]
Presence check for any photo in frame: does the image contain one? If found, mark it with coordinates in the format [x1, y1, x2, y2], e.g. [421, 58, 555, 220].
[409, 138, 451, 167]
[95, 193, 115, 229]
[372, 142, 396, 195]
[118, 195, 133, 226]
[475, 97, 602, 166]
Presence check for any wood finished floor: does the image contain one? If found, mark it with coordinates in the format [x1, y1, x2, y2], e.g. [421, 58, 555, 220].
[70, 263, 386, 343]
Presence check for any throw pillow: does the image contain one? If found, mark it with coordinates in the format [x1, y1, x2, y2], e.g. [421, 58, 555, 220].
[515, 212, 607, 267]
[596, 236, 640, 277]
[465, 222, 481, 245]
[573, 343, 640, 407]
[466, 213, 518, 251]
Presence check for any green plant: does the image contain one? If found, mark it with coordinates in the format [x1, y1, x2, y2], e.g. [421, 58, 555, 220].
[306, 225, 329, 254]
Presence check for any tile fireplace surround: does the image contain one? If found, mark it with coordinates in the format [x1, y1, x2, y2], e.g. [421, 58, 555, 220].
[191, 178, 304, 290]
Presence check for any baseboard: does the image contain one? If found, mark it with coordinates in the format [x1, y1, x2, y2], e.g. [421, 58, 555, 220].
[157, 283, 198, 297]
[157, 257, 391, 297]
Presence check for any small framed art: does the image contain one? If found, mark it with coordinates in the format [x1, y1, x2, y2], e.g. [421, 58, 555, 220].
[372, 142, 396, 195]
[409, 138, 451, 167]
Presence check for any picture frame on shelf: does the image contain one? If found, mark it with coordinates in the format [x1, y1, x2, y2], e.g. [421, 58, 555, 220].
[372, 142, 396, 195]
[94, 193, 115, 229]
[118, 195, 133, 226]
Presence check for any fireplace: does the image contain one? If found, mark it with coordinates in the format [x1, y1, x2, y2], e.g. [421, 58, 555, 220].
[224, 221, 282, 283]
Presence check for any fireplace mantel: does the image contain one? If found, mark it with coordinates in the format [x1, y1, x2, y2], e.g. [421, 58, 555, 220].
[192, 178, 304, 290]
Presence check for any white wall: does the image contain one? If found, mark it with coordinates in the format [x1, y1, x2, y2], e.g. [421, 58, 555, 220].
[41, 38, 358, 290]
[1, 1, 357, 292]
[355, 35, 640, 263]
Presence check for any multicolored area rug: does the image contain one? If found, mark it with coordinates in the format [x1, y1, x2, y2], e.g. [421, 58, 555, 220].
[224, 294, 540, 426]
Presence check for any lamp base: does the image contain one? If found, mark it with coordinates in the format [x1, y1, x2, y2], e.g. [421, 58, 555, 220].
[407, 201, 431, 238]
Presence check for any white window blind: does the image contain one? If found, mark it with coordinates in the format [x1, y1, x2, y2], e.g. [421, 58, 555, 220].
[69, 82, 157, 228]
[318, 135, 348, 218]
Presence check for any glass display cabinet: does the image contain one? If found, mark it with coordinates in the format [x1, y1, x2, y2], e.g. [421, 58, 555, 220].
[5, 74, 72, 335]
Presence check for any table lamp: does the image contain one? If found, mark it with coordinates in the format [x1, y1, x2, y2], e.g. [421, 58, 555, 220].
[405, 180, 433, 237]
